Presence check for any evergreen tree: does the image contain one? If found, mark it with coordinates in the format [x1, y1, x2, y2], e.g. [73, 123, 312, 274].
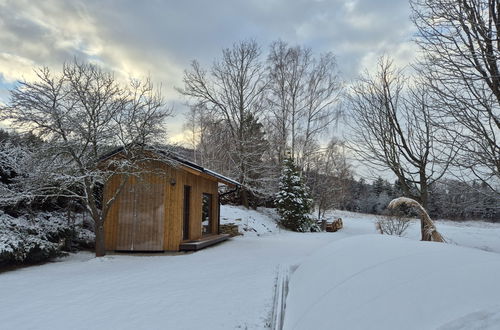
[275, 157, 318, 232]
[373, 177, 385, 197]
[238, 113, 270, 205]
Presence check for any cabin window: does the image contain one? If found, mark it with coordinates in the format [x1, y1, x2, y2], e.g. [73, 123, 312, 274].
[183, 185, 191, 240]
[202, 193, 213, 235]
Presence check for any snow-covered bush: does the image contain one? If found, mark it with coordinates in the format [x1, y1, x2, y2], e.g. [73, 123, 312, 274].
[0, 211, 94, 264]
[275, 158, 319, 232]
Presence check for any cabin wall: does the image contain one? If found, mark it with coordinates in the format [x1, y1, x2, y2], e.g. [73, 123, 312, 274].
[103, 163, 170, 251]
[103, 160, 220, 252]
[168, 166, 219, 250]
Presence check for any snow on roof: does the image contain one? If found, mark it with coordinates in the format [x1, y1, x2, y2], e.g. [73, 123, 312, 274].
[168, 154, 240, 187]
[204, 169, 240, 187]
[99, 146, 241, 187]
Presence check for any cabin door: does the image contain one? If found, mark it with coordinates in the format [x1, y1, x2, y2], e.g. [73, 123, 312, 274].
[116, 180, 165, 251]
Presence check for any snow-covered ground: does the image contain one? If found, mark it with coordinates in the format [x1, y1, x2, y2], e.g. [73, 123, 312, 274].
[284, 235, 500, 330]
[1, 205, 500, 329]
[220, 205, 280, 236]
[328, 209, 500, 253]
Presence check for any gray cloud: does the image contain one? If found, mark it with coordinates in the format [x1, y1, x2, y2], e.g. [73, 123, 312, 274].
[0, 0, 416, 141]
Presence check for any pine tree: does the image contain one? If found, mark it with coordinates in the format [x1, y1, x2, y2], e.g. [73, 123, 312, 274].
[373, 177, 385, 197]
[275, 157, 317, 232]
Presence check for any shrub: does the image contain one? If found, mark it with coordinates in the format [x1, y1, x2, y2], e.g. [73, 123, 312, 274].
[376, 212, 411, 236]
[0, 211, 94, 265]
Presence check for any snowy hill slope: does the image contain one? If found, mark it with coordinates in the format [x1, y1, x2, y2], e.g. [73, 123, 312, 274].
[220, 204, 280, 236]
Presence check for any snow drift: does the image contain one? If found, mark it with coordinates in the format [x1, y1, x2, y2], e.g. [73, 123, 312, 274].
[284, 235, 500, 330]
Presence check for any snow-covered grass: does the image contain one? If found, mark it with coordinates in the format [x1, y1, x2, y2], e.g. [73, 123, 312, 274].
[1, 205, 499, 329]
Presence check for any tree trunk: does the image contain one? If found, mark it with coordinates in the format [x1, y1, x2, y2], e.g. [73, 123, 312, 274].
[240, 187, 249, 209]
[419, 215, 432, 241]
[94, 220, 106, 257]
[419, 173, 431, 241]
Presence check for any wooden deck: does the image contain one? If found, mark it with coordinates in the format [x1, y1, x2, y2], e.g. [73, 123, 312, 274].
[179, 234, 231, 251]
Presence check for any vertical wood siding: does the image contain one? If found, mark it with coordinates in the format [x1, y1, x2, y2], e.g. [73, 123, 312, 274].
[103, 161, 220, 252]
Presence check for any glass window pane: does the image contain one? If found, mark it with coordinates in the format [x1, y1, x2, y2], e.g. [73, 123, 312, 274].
[202, 193, 212, 235]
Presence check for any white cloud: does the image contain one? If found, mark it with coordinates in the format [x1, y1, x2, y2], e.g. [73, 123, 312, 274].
[0, 53, 36, 82]
[0, 0, 416, 144]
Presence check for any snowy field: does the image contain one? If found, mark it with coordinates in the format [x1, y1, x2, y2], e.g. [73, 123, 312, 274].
[1, 205, 500, 329]
[284, 235, 500, 330]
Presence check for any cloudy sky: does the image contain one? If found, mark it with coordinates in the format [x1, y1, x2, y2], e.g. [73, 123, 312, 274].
[0, 0, 417, 143]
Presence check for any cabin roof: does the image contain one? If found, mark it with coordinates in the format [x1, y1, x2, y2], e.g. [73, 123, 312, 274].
[99, 146, 241, 187]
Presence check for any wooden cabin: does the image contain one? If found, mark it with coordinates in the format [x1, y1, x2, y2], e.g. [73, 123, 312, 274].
[101, 149, 240, 252]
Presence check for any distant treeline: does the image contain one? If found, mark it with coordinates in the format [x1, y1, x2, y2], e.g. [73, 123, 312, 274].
[343, 177, 499, 222]
[1, 128, 498, 222]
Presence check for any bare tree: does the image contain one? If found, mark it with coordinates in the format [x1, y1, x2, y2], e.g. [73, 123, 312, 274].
[412, 0, 500, 194]
[266, 41, 342, 169]
[297, 52, 342, 170]
[182, 104, 210, 164]
[197, 118, 237, 176]
[267, 41, 311, 162]
[178, 40, 268, 207]
[347, 58, 453, 240]
[1, 60, 172, 257]
[306, 139, 352, 220]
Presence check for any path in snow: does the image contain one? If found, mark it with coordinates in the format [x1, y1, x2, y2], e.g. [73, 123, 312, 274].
[0, 232, 346, 329]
